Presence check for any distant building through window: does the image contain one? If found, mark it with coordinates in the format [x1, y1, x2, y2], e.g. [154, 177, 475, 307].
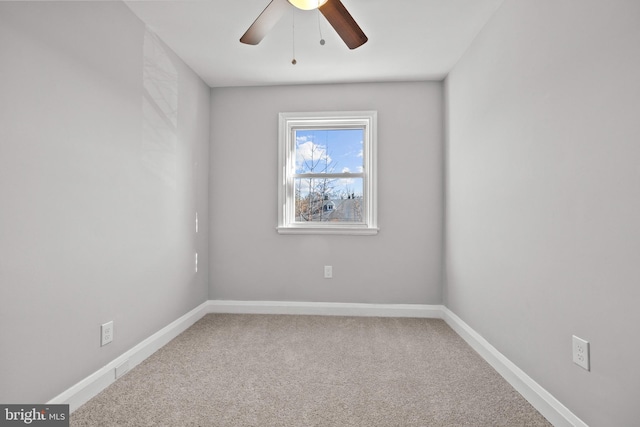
[278, 111, 378, 235]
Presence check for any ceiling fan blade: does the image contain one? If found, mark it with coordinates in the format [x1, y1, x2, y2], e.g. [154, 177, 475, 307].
[240, 0, 290, 45]
[319, 0, 367, 49]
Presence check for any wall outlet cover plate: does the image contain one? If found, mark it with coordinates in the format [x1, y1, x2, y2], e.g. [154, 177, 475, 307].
[572, 335, 590, 371]
[101, 321, 114, 346]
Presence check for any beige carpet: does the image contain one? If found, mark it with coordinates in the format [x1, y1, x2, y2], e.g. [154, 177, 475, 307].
[71, 314, 552, 426]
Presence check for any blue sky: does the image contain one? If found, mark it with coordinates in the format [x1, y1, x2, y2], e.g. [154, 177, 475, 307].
[295, 128, 364, 197]
[295, 128, 363, 174]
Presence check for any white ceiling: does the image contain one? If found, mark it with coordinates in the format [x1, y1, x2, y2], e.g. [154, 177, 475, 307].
[124, 0, 504, 88]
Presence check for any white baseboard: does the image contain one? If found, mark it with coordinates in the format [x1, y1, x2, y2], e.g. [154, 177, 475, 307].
[206, 300, 444, 318]
[48, 301, 210, 413]
[49, 299, 587, 427]
[441, 307, 588, 427]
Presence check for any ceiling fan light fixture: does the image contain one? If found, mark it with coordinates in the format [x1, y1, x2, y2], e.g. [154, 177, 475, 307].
[287, 0, 328, 11]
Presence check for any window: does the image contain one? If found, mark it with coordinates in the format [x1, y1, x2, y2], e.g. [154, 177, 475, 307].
[278, 111, 378, 235]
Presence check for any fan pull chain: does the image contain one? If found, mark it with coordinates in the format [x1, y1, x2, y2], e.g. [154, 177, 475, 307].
[291, 9, 297, 65]
[317, 9, 325, 45]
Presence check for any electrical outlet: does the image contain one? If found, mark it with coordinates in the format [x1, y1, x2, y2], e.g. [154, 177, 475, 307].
[101, 321, 114, 346]
[324, 265, 333, 279]
[572, 335, 590, 371]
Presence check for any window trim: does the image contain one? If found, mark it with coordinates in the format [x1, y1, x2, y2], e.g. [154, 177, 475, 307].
[277, 111, 378, 235]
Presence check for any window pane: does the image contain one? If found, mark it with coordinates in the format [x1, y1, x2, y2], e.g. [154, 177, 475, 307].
[295, 129, 364, 175]
[295, 177, 364, 222]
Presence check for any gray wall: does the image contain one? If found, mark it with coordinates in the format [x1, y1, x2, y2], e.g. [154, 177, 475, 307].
[0, 2, 210, 403]
[445, 0, 640, 425]
[209, 82, 443, 304]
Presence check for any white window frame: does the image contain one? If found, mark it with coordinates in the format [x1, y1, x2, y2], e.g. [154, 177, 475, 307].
[277, 111, 378, 235]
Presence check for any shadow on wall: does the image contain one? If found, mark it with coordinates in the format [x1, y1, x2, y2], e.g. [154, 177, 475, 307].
[142, 28, 178, 188]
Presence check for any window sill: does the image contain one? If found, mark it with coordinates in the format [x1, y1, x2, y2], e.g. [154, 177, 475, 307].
[276, 226, 379, 236]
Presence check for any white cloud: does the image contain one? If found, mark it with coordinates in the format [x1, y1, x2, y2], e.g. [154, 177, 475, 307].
[296, 140, 332, 172]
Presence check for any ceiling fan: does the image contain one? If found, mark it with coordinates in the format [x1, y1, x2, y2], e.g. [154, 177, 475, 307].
[240, 0, 368, 50]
